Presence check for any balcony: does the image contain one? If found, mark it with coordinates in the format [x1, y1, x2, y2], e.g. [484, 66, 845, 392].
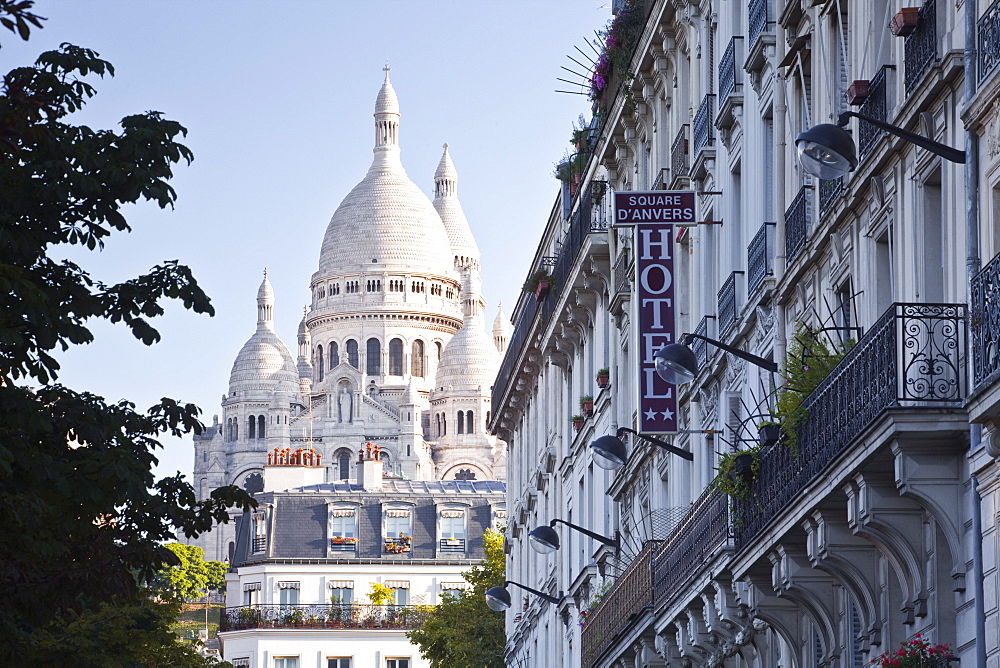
[439, 537, 466, 554]
[979, 0, 1000, 83]
[329, 536, 357, 552]
[749, 0, 768, 47]
[581, 540, 659, 668]
[252, 537, 266, 553]
[734, 302, 966, 552]
[717, 38, 744, 129]
[858, 66, 890, 161]
[747, 222, 774, 296]
[692, 94, 715, 158]
[818, 177, 843, 216]
[651, 489, 728, 611]
[972, 250, 1000, 390]
[784, 184, 812, 266]
[904, 0, 937, 93]
[717, 271, 741, 336]
[670, 125, 689, 186]
[384, 536, 412, 554]
[692, 316, 711, 371]
[220, 603, 428, 632]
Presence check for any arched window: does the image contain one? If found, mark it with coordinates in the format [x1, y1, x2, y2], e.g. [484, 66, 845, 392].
[366, 338, 381, 375]
[457, 411, 464, 434]
[225, 418, 231, 442]
[258, 415, 266, 439]
[466, 410, 474, 434]
[316, 344, 324, 381]
[436, 414, 441, 437]
[442, 414, 447, 436]
[379, 449, 391, 475]
[346, 339, 359, 368]
[248, 416, 256, 440]
[330, 341, 339, 369]
[233, 420, 238, 441]
[389, 338, 404, 375]
[435, 341, 443, 361]
[338, 450, 351, 480]
[411, 340, 425, 377]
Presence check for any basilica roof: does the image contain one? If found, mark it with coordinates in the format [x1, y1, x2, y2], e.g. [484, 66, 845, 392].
[315, 70, 453, 276]
[433, 144, 480, 267]
[229, 271, 299, 396]
[435, 271, 500, 392]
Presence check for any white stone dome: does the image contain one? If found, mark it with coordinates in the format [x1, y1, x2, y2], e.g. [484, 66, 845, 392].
[316, 71, 452, 275]
[229, 272, 299, 395]
[433, 143, 480, 267]
[435, 272, 499, 391]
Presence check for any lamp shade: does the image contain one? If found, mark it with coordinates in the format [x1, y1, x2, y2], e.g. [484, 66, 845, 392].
[527, 525, 560, 553]
[484, 586, 511, 611]
[654, 344, 698, 383]
[794, 123, 858, 179]
[589, 435, 628, 470]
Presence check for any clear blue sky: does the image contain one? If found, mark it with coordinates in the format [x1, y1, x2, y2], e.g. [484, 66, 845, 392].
[6, 1, 608, 480]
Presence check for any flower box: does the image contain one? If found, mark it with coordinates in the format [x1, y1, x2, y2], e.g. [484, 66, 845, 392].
[846, 80, 869, 105]
[534, 279, 550, 301]
[572, 416, 585, 432]
[596, 372, 610, 389]
[890, 7, 920, 37]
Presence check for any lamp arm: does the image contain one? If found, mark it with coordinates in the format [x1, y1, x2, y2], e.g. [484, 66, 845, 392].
[617, 427, 695, 461]
[838, 111, 966, 164]
[504, 581, 562, 604]
[549, 519, 619, 549]
[681, 333, 778, 372]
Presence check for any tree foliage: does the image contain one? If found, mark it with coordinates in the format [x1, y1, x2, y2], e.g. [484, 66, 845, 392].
[0, 3, 253, 663]
[152, 543, 228, 601]
[407, 529, 506, 667]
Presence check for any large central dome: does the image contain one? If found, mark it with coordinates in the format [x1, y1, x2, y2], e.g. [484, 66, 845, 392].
[316, 70, 452, 275]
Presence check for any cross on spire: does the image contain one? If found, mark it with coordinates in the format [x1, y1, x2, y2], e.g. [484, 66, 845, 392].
[383, 62, 390, 81]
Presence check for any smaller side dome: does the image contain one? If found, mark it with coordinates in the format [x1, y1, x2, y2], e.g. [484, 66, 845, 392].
[229, 271, 298, 396]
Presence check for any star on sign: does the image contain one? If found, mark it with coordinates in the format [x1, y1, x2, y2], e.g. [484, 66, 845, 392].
[660, 409, 674, 420]
[644, 408, 659, 421]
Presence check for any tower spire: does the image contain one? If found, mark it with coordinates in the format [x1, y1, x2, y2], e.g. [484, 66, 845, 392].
[256, 268, 275, 330]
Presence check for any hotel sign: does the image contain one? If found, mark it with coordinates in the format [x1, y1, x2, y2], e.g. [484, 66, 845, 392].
[615, 191, 695, 433]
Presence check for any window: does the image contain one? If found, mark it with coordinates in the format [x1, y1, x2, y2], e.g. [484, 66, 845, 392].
[346, 339, 359, 368]
[232, 660, 250, 668]
[242, 581, 261, 606]
[328, 582, 354, 604]
[386, 659, 410, 668]
[384, 581, 409, 606]
[439, 508, 466, 553]
[258, 415, 265, 440]
[466, 410, 474, 434]
[316, 344, 325, 381]
[329, 508, 358, 551]
[248, 415, 255, 440]
[457, 411, 464, 434]
[411, 340, 425, 376]
[389, 338, 404, 375]
[279, 582, 300, 606]
[274, 659, 299, 668]
[384, 508, 412, 553]
[330, 341, 339, 369]
[251, 511, 266, 553]
[337, 450, 351, 480]
[435, 341, 442, 360]
[328, 660, 351, 668]
[435, 414, 441, 437]
[367, 338, 381, 375]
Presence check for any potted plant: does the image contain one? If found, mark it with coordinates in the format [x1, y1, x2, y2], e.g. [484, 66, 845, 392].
[572, 415, 585, 432]
[871, 634, 953, 667]
[580, 395, 594, 417]
[710, 446, 761, 500]
[523, 269, 553, 301]
[757, 421, 782, 447]
[846, 80, 869, 105]
[890, 7, 920, 36]
[596, 368, 610, 388]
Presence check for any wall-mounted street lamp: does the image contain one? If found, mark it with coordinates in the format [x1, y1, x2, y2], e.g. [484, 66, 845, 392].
[796, 110, 966, 180]
[485, 581, 563, 611]
[527, 519, 619, 555]
[654, 333, 778, 385]
[590, 426, 695, 470]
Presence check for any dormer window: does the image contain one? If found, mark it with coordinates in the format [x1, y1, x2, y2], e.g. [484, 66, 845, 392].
[438, 508, 467, 554]
[329, 507, 358, 552]
[383, 507, 412, 554]
[251, 510, 267, 554]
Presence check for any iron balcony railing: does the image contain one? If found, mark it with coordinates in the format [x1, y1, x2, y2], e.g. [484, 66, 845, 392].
[651, 488, 728, 612]
[905, 0, 937, 93]
[972, 250, 1000, 389]
[671, 125, 689, 184]
[980, 0, 1000, 83]
[591, 181, 611, 231]
[491, 298, 539, 413]
[747, 222, 774, 296]
[439, 538, 466, 553]
[858, 66, 890, 161]
[717, 271, 740, 335]
[614, 249, 632, 296]
[220, 603, 428, 632]
[692, 316, 710, 370]
[784, 184, 812, 265]
[734, 302, 966, 552]
[749, 0, 769, 46]
[818, 178, 843, 215]
[252, 537, 266, 553]
[692, 94, 716, 157]
[580, 540, 659, 667]
[719, 38, 741, 106]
